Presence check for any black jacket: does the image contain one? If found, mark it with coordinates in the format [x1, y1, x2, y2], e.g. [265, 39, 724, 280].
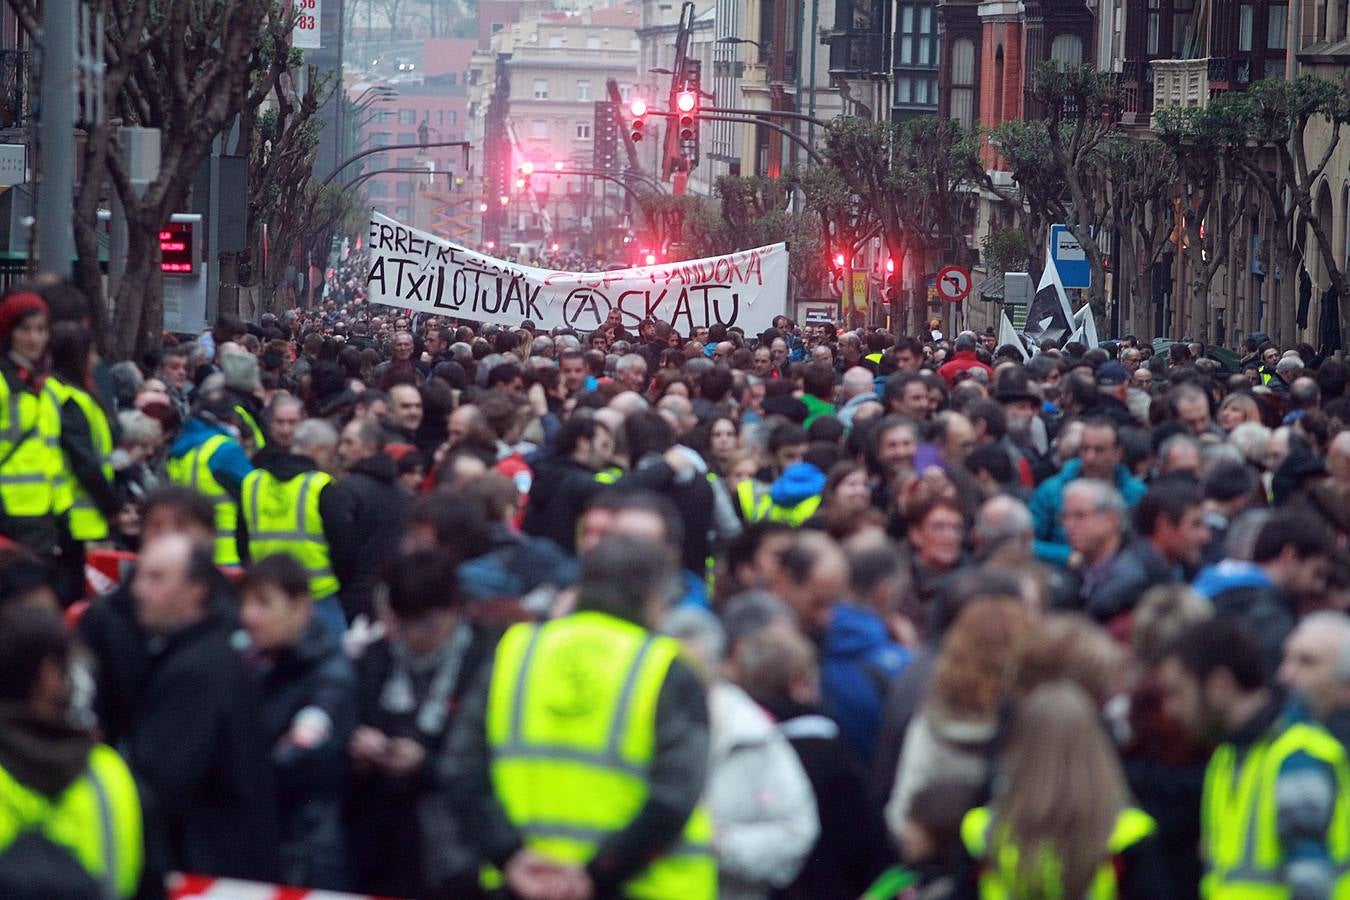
[765, 701, 896, 900]
[127, 610, 280, 881]
[251, 620, 357, 890]
[1211, 583, 1296, 680]
[331, 453, 406, 622]
[55, 385, 121, 520]
[522, 454, 675, 554]
[347, 626, 493, 897]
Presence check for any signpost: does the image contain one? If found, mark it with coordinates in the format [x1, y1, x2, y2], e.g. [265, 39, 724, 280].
[1049, 224, 1091, 289]
[936, 265, 972, 303]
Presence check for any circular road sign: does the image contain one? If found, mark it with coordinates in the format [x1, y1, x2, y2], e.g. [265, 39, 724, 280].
[936, 265, 972, 303]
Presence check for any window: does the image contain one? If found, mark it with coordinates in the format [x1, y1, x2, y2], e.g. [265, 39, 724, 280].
[549, 35, 563, 48]
[398, 109, 416, 125]
[896, 75, 912, 103]
[1147, 10, 1161, 54]
[396, 181, 412, 197]
[448, 111, 458, 125]
[577, 79, 592, 101]
[1050, 34, 1083, 68]
[533, 78, 549, 99]
[398, 132, 416, 144]
[587, 36, 602, 49]
[396, 157, 414, 167]
[396, 206, 409, 219]
[1239, 4, 1254, 49]
[896, 3, 937, 71]
[1172, 0, 1194, 55]
[531, 120, 548, 139]
[370, 109, 389, 123]
[370, 132, 390, 147]
[950, 38, 976, 128]
[620, 84, 632, 100]
[1268, 3, 1288, 48]
[576, 122, 592, 140]
[368, 181, 389, 197]
[373, 205, 388, 215]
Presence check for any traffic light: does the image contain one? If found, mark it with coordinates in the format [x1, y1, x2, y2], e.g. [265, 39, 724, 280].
[676, 90, 697, 142]
[833, 251, 847, 271]
[629, 98, 648, 143]
[884, 257, 901, 304]
[517, 162, 533, 192]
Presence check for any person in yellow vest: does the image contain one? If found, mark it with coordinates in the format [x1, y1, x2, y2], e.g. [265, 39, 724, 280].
[0, 290, 64, 567]
[1158, 617, 1350, 899]
[241, 418, 350, 638]
[958, 681, 1165, 899]
[218, 346, 269, 455]
[48, 322, 121, 601]
[446, 536, 717, 899]
[0, 606, 144, 897]
[165, 390, 254, 567]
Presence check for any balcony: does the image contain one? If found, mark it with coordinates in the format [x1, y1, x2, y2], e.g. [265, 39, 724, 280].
[1150, 57, 1209, 124]
[826, 30, 887, 77]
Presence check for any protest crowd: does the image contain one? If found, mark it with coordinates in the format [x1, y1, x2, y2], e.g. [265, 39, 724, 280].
[4, 265, 1350, 900]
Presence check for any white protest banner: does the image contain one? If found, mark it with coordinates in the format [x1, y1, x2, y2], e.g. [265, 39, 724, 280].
[363, 212, 789, 335]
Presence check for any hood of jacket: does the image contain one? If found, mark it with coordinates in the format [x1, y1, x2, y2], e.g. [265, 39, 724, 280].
[252, 446, 318, 481]
[169, 416, 236, 459]
[348, 451, 400, 484]
[1192, 559, 1273, 599]
[710, 680, 778, 759]
[824, 602, 905, 662]
[770, 462, 826, 507]
[0, 703, 93, 798]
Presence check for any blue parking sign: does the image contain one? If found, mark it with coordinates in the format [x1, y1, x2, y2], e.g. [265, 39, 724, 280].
[1050, 224, 1091, 289]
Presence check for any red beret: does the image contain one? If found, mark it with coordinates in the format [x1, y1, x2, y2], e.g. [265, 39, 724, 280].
[0, 292, 48, 345]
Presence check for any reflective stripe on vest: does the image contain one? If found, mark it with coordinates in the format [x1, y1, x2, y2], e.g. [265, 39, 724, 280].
[735, 479, 772, 523]
[768, 494, 821, 526]
[486, 612, 716, 899]
[1200, 722, 1350, 900]
[164, 433, 241, 566]
[235, 405, 266, 452]
[48, 379, 115, 540]
[594, 466, 623, 485]
[240, 468, 338, 599]
[961, 805, 1157, 900]
[0, 744, 144, 898]
[0, 373, 61, 518]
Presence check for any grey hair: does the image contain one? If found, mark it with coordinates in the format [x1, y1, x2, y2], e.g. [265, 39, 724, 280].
[293, 418, 338, 454]
[1064, 478, 1126, 516]
[1227, 422, 1272, 466]
[448, 342, 474, 364]
[1159, 433, 1203, 465]
[721, 589, 794, 643]
[1299, 612, 1350, 683]
[663, 605, 727, 671]
[109, 361, 143, 406]
[555, 334, 582, 352]
[616, 353, 647, 374]
[116, 410, 162, 447]
[972, 495, 1034, 546]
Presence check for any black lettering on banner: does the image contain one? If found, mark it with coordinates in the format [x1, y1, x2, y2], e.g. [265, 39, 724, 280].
[379, 224, 395, 251]
[671, 288, 694, 334]
[367, 256, 387, 294]
[563, 287, 611, 329]
[524, 284, 544, 319]
[393, 226, 409, 255]
[368, 220, 382, 249]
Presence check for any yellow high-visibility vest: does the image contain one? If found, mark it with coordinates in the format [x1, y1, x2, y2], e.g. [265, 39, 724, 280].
[961, 805, 1157, 900]
[1200, 721, 1350, 900]
[164, 433, 241, 566]
[47, 378, 115, 541]
[736, 479, 820, 525]
[234, 404, 266, 453]
[0, 372, 62, 522]
[0, 743, 144, 898]
[240, 468, 338, 600]
[485, 611, 716, 899]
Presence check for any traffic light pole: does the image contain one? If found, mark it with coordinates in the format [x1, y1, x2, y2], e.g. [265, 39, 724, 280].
[700, 114, 824, 165]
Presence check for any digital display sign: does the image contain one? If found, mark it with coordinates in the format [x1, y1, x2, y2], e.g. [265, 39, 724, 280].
[160, 222, 194, 274]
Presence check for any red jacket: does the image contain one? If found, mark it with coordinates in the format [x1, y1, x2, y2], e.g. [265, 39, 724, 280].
[938, 350, 992, 387]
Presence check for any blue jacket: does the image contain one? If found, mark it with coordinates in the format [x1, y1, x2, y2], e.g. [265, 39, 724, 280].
[1029, 459, 1146, 566]
[168, 417, 254, 495]
[820, 603, 911, 764]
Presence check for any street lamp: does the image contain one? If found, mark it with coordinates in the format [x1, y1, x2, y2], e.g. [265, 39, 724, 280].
[717, 35, 765, 65]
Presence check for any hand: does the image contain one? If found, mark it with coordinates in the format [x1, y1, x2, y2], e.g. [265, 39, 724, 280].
[504, 849, 574, 900]
[349, 726, 387, 766]
[382, 736, 426, 776]
[663, 446, 693, 474]
[555, 866, 594, 900]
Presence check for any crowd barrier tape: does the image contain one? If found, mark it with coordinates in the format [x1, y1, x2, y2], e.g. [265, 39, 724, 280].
[168, 872, 391, 899]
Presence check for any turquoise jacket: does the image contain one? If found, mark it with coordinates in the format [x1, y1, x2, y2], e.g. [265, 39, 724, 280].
[1028, 458, 1147, 566]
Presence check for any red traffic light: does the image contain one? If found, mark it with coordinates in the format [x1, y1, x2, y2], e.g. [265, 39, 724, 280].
[885, 258, 895, 274]
[520, 162, 534, 175]
[629, 98, 648, 118]
[643, 250, 657, 266]
[676, 91, 697, 113]
[833, 252, 846, 269]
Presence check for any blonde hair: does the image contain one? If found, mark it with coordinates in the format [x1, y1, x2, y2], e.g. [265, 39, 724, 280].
[994, 680, 1128, 898]
[1007, 613, 1124, 707]
[930, 598, 1032, 721]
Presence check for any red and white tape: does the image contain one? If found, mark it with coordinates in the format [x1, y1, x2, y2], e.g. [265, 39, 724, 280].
[167, 873, 388, 900]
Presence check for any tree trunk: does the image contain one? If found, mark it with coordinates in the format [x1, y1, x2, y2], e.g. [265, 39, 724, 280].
[110, 220, 161, 359]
